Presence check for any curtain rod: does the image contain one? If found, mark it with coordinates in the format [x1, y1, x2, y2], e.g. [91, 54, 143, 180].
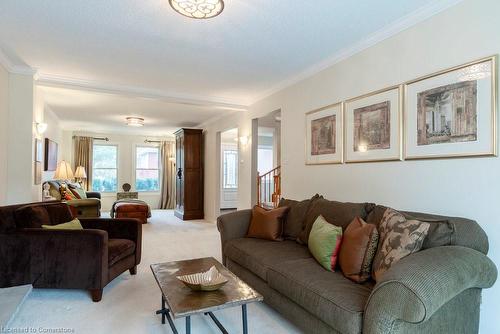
[73, 136, 109, 141]
[144, 139, 162, 144]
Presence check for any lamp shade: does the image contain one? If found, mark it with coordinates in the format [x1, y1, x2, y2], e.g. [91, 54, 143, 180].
[54, 161, 74, 180]
[74, 166, 87, 179]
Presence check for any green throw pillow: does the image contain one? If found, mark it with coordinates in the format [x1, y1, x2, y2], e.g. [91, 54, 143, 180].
[42, 218, 84, 230]
[308, 215, 343, 271]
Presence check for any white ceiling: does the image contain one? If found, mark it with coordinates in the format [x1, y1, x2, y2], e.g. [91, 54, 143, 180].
[0, 0, 462, 135]
[40, 86, 232, 136]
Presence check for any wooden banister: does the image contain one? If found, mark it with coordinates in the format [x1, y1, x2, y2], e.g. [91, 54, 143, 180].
[257, 166, 281, 209]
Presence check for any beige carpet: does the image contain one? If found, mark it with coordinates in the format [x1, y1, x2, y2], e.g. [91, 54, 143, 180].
[10, 210, 302, 334]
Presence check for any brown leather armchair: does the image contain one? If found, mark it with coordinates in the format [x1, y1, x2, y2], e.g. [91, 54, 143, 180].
[0, 201, 142, 302]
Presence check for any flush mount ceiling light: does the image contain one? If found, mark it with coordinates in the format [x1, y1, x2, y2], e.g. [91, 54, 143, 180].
[126, 117, 145, 127]
[169, 0, 224, 19]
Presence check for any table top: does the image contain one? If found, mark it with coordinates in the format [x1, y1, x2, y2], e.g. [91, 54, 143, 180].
[150, 257, 263, 318]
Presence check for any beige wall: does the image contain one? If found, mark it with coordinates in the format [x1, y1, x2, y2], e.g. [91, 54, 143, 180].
[203, 0, 500, 331]
[6, 73, 36, 204]
[71, 131, 173, 211]
[0, 64, 8, 205]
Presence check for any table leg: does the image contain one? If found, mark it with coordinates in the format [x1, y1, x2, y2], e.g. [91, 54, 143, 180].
[160, 296, 166, 324]
[242, 304, 248, 334]
[186, 316, 191, 334]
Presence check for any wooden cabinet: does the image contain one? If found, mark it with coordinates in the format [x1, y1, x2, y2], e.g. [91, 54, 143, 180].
[174, 128, 204, 220]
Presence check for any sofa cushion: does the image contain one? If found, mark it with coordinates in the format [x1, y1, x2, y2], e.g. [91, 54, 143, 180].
[299, 199, 375, 244]
[108, 239, 136, 267]
[15, 206, 51, 228]
[246, 205, 289, 241]
[224, 238, 312, 281]
[268, 258, 373, 334]
[278, 194, 322, 240]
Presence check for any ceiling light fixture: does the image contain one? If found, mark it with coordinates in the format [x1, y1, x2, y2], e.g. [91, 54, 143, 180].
[169, 0, 224, 19]
[126, 117, 145, 127]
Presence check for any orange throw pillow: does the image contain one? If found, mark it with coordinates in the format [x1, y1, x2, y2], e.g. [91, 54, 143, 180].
[246, 205, 289, 241]
[339, 217, 379, 283]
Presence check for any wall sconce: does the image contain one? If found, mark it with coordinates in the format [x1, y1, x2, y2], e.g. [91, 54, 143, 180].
[35, 122, 48, 135]
[239, 136, 249, 146]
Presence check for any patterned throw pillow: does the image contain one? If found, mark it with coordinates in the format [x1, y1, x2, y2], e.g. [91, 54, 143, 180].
[372, 208, 430, 281]
[308, 215, 343, 271]
[339, 217, 379, 283]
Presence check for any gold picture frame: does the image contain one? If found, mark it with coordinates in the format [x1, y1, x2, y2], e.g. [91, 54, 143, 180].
[344, 85, 403, 163]
[305, 102, 343, 165]
[404, 55, 497, 160]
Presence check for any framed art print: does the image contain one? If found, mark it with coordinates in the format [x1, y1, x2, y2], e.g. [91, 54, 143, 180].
[305, 102, 343, 164]
[44, 138, 58, 171]
[344, 86, 402, 163]
[404, 56, 497, 159]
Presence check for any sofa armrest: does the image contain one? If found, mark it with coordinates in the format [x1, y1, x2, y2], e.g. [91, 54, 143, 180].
[17, 228, 108, 289]
[216, 209, 252, 264]
[79, 218, 142, 265]
[363, 246, 497, 334]
[86, 192, 101, 200]
[66, 198, 100, 207]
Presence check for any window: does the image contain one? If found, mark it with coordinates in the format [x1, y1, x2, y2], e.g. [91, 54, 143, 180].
[223, 150, 238, 189]
[136, 146, 160, 192]
[92, 144, 118, 192]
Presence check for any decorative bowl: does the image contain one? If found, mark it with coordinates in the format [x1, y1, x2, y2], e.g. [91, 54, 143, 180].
[177, 266, 229, 291]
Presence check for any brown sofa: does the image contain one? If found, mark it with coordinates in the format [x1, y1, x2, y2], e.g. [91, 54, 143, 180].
[217, 197, 497, 334]
[44, 180, 102, 217]
[0, 201, 142, 302]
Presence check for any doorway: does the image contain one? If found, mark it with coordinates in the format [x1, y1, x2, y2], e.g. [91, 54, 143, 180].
[251, 109, 281, 208]
[218, 128, 239, 214]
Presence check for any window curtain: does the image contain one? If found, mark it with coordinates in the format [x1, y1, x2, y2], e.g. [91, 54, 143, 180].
[160, 141, 176, 209]
[74, 136, 93, 190]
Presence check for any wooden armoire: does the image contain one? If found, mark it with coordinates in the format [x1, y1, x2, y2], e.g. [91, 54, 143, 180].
[174, 128, 204, 220]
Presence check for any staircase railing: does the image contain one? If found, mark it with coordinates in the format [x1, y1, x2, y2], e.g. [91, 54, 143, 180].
[257, 166, 281, 209]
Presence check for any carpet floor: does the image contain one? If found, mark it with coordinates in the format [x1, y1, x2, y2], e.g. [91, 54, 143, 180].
[10, 210, 302, 334]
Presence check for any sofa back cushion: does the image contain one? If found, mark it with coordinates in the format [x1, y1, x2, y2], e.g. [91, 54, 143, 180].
[366, 205, 488, 254]
[298, 199, 374, 244]
[278, 194, 321, 240]
[14, 203, 73, 229]
[15, 206, 51, 228]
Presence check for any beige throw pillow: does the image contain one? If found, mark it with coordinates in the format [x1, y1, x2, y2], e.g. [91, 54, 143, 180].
[372, 208, 430, 281]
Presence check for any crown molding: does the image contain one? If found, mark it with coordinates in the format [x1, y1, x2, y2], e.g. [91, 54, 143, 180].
[35, 73, 249, 111]
[249, 0, 464, 104]
[0, 48, 37, 76]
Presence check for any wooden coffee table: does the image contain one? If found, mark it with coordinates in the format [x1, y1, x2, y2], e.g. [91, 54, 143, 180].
[151, 257, 263, 334]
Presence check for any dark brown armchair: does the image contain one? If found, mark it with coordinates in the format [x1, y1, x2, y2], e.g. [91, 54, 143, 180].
[0, 201, 142, 302]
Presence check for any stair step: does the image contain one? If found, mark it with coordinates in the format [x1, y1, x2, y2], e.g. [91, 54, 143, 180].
[0, 285, 32, 328]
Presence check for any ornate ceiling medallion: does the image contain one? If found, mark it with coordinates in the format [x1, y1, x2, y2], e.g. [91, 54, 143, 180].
[169, 0, 224, 19]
